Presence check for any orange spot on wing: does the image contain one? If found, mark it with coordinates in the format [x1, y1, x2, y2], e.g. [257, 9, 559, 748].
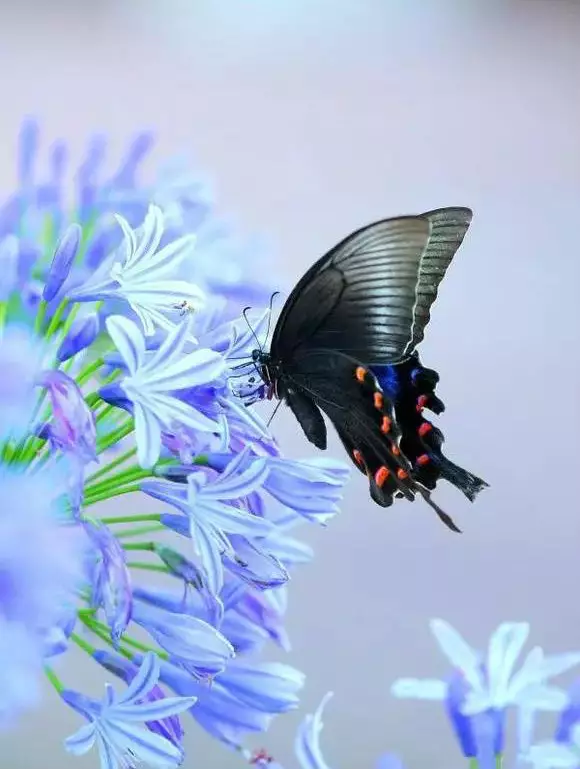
[418, 422, 433, 437]
[381, 416, 392, 434]
[374, 466, 390, 488]
[397, 469, 409, 480]
[352, 449, 364, 466]
[391, 444, 400, 456]
[416, 394, 429, 412]
[416, 453, 430, 466]
[355, 366, 367, 383]
[374, 392, 383, 410]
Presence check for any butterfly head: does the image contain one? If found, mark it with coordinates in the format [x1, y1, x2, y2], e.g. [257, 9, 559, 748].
[251, 349, 281, 400]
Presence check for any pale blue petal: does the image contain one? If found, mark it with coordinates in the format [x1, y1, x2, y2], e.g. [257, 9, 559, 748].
[190, 518, 224, 595]
[536, 652, 580, 682]
[570, 722, 580, 747]
[118, 652, 158, 705]
[221, 394, 271, 439]
[114, 213, 138, 260]
[487, 622, 529, 703]
[141, 234, 197, 276]
[526, 741, 578, 768]
[517, 705, 537, 756]
[295, 692, 333, 769]
[149, 392, 219, 432]
[197, 498, 273, 537]
[64, 722, 96, 755]
[509, 647, 545, 698]
[133, 403, 162, 469]
[390, 678, 447, 700]
[103, 720, 184, 767]
[140, 316, 191, 377]
[205, 459, 269, 500]
[112, 695, 197, 722]
[517, 685, 568, 711]
[146, 348, 224, 392]
[430, 619, 485, 693]
[96, 733, 116, 769]
[106, 315, 145, 375]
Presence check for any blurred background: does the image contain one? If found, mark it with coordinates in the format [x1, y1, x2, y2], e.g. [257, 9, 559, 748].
[2, 0, 580, 767]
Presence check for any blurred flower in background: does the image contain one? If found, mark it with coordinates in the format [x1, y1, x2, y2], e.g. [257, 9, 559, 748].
[0, 117, 350, 767]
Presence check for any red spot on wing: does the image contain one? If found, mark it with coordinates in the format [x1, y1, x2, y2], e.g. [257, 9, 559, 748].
[416, 453, 430, 466]
[355, 366, 367, 383]
[418, 422, 433, 437]
[397, 468, 409, 480]
[375, 466, 390, 487]
[374, 392, 384, 410]
[381, 416, 392, 434]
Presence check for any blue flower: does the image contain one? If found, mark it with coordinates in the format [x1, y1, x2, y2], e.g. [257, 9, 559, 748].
[43, 223, 81, 302]
[104, 313, 224, 467]
[144, 449, 274, 594]
[63, 652, 196, 769]
[131, 599, 234, 680]
[0, 464, 87, 721]
[206, 453, 350, 525]
[70, 205, 206, 335]
[85, 521, 132, 644]
[391, 620, 580, 762]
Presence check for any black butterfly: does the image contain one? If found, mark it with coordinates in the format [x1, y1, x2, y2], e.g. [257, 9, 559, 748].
[245, 207, 488, 532]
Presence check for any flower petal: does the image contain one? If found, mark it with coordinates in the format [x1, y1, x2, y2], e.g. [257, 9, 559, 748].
[106, 315, 145, 375]
[64, 722, 97, 756]
[390, 678, 447, 700]
[430, 619, 485, 693]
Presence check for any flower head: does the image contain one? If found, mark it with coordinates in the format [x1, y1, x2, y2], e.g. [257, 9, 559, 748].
[64, 652, 196, 769]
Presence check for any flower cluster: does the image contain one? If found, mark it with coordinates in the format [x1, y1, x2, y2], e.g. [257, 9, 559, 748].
[250, 620, 580, 769]
[0, 119, 350, 767]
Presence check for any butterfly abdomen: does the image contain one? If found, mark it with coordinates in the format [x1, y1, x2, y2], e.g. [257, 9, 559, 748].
[373, 355, 487, 502]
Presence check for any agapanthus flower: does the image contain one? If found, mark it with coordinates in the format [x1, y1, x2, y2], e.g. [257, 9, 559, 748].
[0, 118, 349, 766]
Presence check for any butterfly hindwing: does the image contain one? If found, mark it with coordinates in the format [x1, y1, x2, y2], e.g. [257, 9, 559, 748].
[280, 348, 464, 531]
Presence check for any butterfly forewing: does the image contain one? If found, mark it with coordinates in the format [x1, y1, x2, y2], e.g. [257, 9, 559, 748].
[405, 207, 473, 356]
[271, 216, 432, 365]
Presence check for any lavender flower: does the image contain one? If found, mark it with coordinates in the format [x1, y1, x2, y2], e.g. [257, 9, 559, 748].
[63, 652, 196, 769]
[0, 119, 347, 768]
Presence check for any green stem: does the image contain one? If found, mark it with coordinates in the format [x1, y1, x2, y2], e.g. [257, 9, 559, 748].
[86, 446, 137, 485]
[495, 756, 503, 769]
[100, 513, 161, 525]
[96, 419, 134, 455]
[84, 465, 149, 497]
[45, 298, 69, 338]
[127, 561, 169, 574]
[0, 301, 7, 336]
[117, 633, 169, 660]
[83, 482, 141, 508]
[56, 302, 80, 349]
[122, 542, 155, 552]
[70, 631, 97, 656]
[77, 356, 105, 388]
[44, 665, 64, 695]
[95, 403, 114, 424]
[78, 615, 133, 661]
[35, 299, 48, 336]
[115, 523, 165, 540]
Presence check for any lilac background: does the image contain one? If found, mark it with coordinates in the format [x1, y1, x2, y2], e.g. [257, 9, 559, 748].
[2, 1, 580, 767]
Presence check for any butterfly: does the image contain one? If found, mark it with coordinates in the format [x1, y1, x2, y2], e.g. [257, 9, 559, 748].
[239, 207, 488, 532]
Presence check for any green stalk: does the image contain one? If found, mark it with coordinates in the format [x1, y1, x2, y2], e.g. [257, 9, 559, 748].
[44, 298, 69, 338]
[76, 356, 105, 387]
[34, 298, 48, 336]
[78, 614, 133, 661]
[100, 513, 161, 525]
[95, 403, 114, 424]
[495, 756, 503, 769]
[122, 542, 155, 552]
[0, 301, 7, 336]
[70, 632, 97, 656]
[127, 561, 169, 574]
[86, 446, 137, 484]
[44, 665, 64, 695]
[84, 465, 150, 497]
[115, 523, 165, 539]
[83, 482, 141, 508]
[96, 418, 133, 454]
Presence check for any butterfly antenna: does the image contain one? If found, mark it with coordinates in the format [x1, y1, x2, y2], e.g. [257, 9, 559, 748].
[267, 398, 283, 428]
[242, 306, 263, 351]
[263, 291, 280, 345]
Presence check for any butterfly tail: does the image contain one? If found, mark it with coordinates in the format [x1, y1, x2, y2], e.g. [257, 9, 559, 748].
[374, 355, 489, 502]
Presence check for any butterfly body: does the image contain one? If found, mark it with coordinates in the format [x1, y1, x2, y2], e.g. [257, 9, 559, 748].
[246, 207, 488, 531]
